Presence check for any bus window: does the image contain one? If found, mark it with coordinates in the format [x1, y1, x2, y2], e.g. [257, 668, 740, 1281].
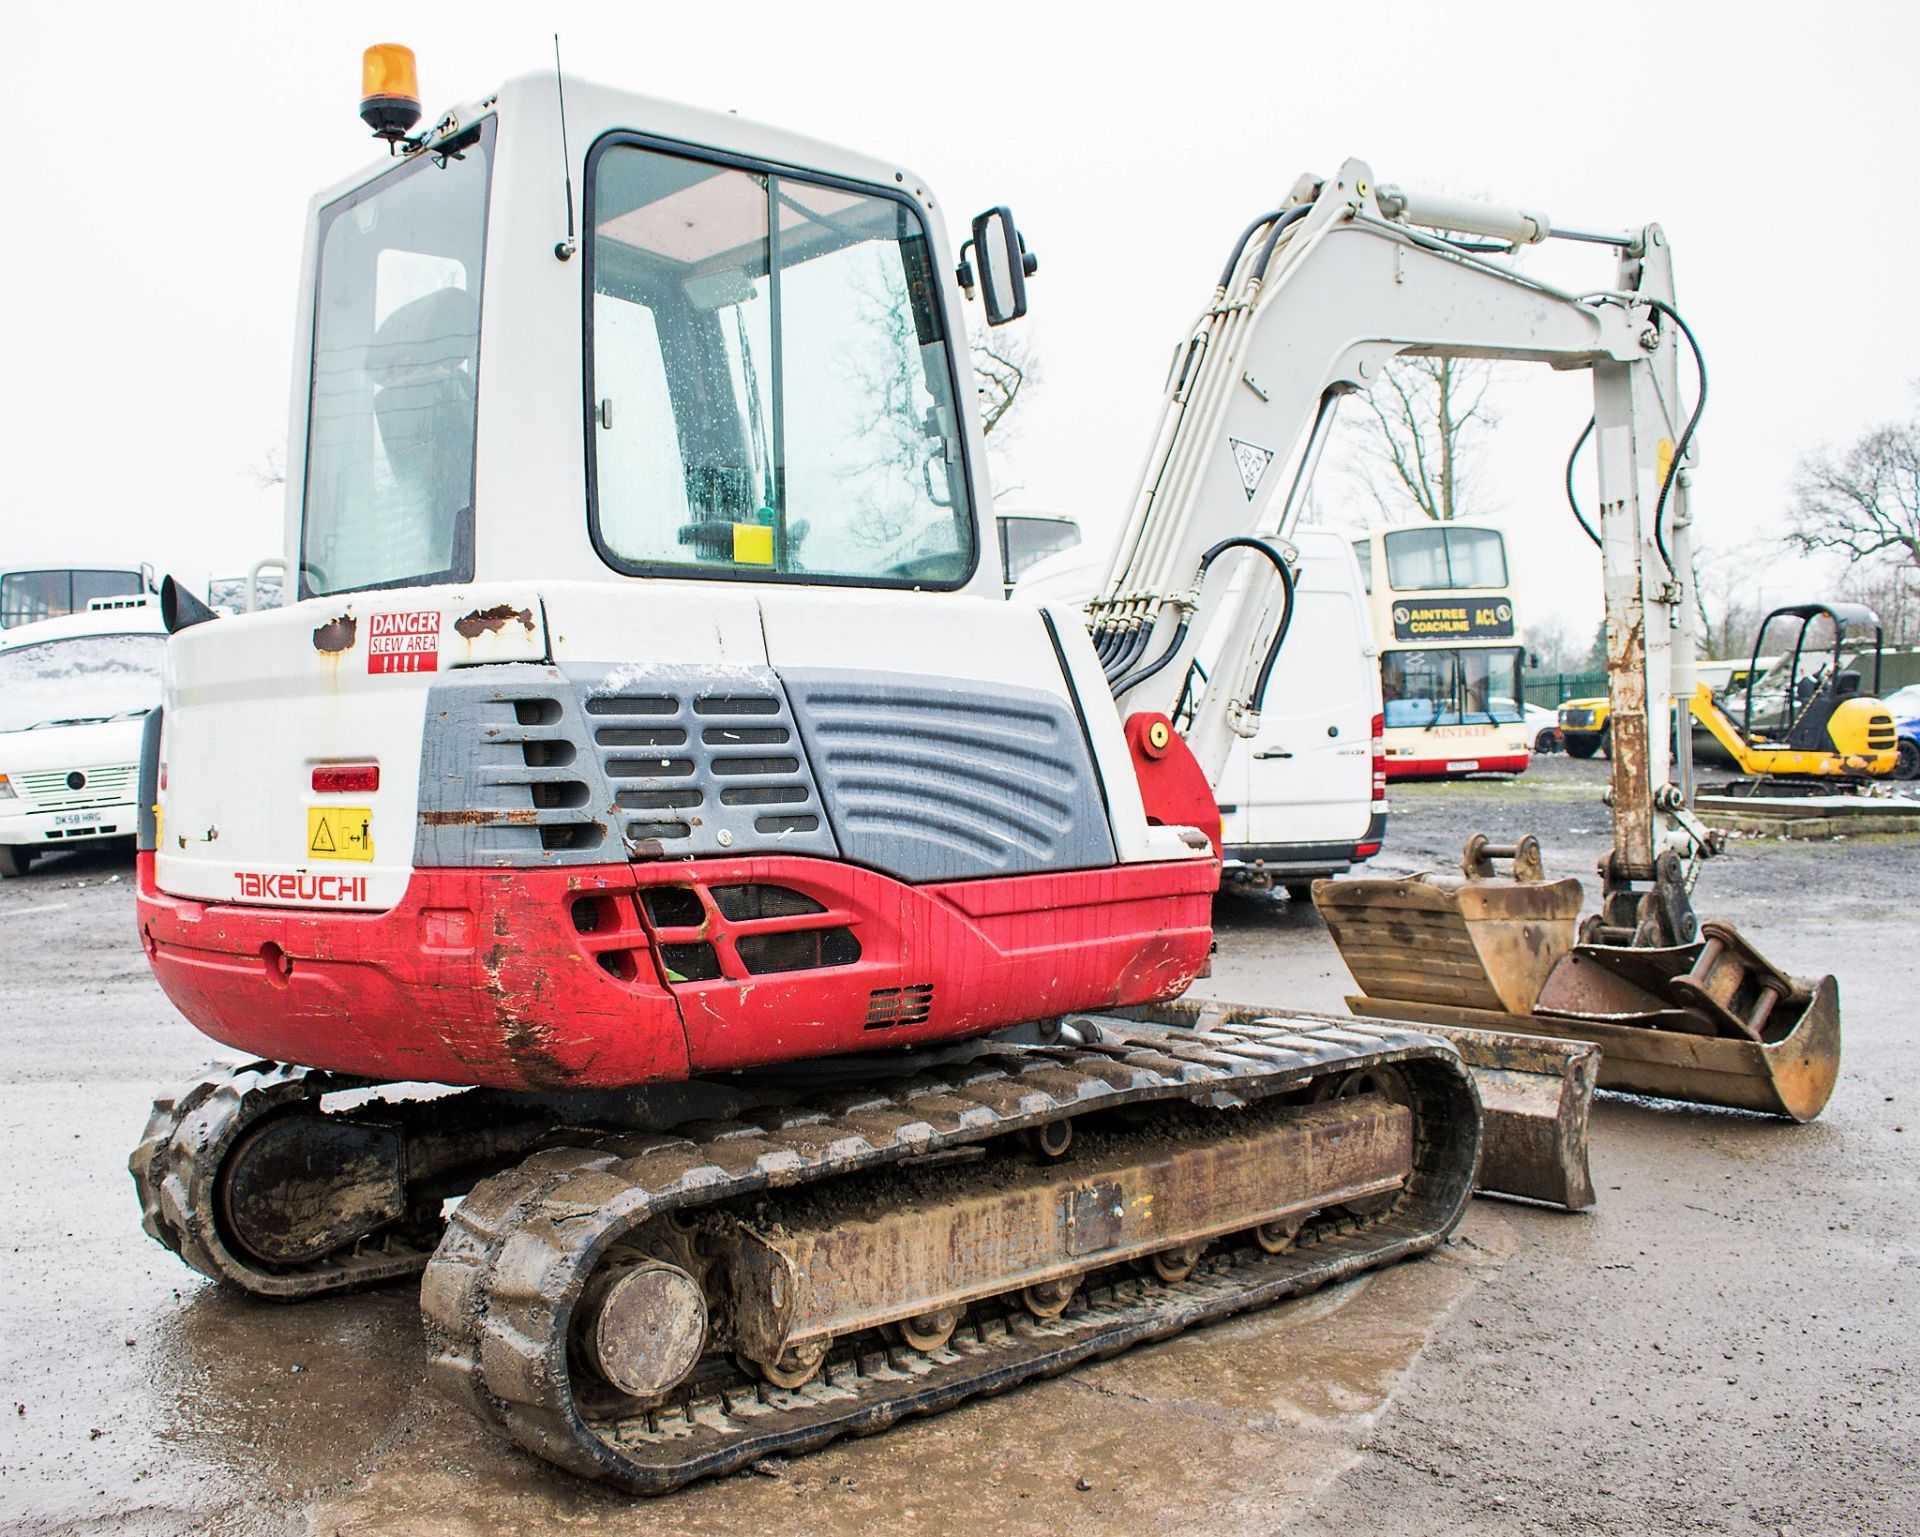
[1381, 649, 1459, 728]
[1382, 646, 1524, 726]
[1351, 538, 1373, 594]
[1463, 647, 1526, 722]
[1384, 525, 1507, 591]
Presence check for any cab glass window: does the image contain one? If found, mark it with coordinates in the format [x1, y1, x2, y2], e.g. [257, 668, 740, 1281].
[301, 121, 494, 598]
[587, 141, 973, 586]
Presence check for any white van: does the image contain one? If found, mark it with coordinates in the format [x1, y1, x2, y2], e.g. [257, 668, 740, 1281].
[0, 604, 166, 876]
[1015, 528, 1385, 897]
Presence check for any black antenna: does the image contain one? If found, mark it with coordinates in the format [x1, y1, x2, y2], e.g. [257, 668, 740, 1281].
[553, 34, 576, 261]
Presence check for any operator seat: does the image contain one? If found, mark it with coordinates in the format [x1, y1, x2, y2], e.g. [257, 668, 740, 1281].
[366, 285, 478, 570]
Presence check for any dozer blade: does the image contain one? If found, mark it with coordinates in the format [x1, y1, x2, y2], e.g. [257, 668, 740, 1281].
[1125, 999, 1598, 1211]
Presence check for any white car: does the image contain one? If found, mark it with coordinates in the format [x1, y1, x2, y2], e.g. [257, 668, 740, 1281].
[0, 605, 166, 876]
[1524, 700, 1561, 753]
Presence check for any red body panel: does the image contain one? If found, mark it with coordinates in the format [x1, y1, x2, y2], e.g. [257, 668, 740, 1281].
[1124, 712, 1222, 858]
[137, 852, 1216, 1091]
[1384, 752, 1528, 780]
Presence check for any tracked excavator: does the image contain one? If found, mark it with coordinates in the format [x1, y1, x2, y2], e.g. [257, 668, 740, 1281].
[127, 52, 1821, 1492]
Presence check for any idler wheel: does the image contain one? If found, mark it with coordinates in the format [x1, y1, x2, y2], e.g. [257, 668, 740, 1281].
[217, 1113, 406, 1266]
[1149, 1243, 1205, 1283]
[746, 1339, 827, 1391]
[1021, 1277, 1077, 1319]
[580, 1258, 708, 1402]
[1022, 1118, 1074, 1160]
[1254, 1218, 1303, 1254]
[891, 1307, 961, 1353]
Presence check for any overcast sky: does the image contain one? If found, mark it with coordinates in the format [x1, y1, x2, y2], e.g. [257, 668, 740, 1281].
[3, 2, 1914, 651]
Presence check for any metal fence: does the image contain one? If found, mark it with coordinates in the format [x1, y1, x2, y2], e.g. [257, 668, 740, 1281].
[1525, 672, 1607, 708]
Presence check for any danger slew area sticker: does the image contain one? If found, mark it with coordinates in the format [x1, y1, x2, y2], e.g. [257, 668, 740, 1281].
[368, 611, 441, 674]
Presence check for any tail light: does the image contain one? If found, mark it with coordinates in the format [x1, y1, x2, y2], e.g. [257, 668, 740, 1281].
[313, 764, 381, 794]
[1370, 712, 1387, 803]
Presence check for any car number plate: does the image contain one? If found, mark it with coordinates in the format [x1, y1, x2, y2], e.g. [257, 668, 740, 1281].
[1445, 760, 1480, 773]
[54, 811, 104, 826]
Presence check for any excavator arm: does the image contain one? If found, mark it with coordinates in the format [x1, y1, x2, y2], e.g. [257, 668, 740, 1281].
[1094, 163, 1840, 1186]
[1098, 160, 1706, 890]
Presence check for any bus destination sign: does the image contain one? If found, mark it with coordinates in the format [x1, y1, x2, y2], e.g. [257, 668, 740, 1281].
[1391, 599, 1514, 640]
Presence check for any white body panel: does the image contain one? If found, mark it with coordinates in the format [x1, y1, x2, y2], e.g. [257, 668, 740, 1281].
[156, 587, 547, 908]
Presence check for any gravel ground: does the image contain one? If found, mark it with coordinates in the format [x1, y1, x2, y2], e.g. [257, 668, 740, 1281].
[1, 757, 1915, 1535]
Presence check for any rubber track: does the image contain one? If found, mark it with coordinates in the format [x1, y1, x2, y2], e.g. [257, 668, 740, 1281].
[421, 1014, 1479, 1491]
[129, 1061, 438, 1298]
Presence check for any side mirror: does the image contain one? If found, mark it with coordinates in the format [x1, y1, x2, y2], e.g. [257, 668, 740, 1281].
[966, 207, 1035, 326]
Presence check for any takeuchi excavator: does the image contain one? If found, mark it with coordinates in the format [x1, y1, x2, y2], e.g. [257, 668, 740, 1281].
[129, 49, 1833, 1492]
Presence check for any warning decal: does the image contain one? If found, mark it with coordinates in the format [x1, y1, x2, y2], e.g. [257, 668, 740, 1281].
[308, 806, 374, 862]
[368, 610, 441, 674]
[1229, 437, 1275, 501]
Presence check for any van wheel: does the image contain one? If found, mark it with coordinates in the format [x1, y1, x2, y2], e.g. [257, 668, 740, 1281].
[0, 846, 34, 878]
[1565, 737, 1598, 760]
[1896, 738, 1920, 781]
[1598, 721, 1613, 760]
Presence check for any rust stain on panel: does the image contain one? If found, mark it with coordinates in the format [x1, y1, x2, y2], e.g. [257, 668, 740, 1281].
[419, 808, 542, 827]
[454, 604, 537, 640]
[313, 614, 358, 653]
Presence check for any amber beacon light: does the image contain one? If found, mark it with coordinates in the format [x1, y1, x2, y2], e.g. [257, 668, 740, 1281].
[360, 44, 422, 141]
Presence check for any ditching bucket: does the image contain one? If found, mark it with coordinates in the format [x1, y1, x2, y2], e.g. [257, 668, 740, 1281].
[1127, 996, 1600, 1211]
[1323, 840, 1842, 1125]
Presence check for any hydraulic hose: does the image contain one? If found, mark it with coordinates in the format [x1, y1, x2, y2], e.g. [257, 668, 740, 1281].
[1643, 296, 1707, 579]
[1250, 206, 1313, 283]
[1564, 416, 1601, 548]
[1113, 537, 1296, 707]
[1217, 211, 1283, 291]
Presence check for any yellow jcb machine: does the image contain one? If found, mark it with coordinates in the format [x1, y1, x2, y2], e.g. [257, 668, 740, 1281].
[1692, 601, 1899, 782]
[1559, 601, 1896, 783]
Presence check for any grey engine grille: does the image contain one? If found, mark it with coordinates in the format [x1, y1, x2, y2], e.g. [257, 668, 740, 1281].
[577, 665, 838, 860]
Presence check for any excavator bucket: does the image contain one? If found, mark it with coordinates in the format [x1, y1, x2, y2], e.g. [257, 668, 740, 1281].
[1133, 994, 1601, 1211]
[1312, 834, 1585, 1016]
[1325, 839, 1842, 1126]
[1529, 923, 1841, 1121]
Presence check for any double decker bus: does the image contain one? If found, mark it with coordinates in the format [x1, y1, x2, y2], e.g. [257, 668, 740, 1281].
[1351, 522, 1529, 779]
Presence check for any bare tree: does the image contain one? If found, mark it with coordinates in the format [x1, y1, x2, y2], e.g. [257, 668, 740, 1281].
[1835, 559, 1920, 647]
[1787, 390, 1920, 569]
[1522, 615, 1585, 677]
[1344, 355, 1500, 522]
[972, 328, 1039, 439]
[1690, 541, 1771, 661]
[250, 442, 286, 489]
